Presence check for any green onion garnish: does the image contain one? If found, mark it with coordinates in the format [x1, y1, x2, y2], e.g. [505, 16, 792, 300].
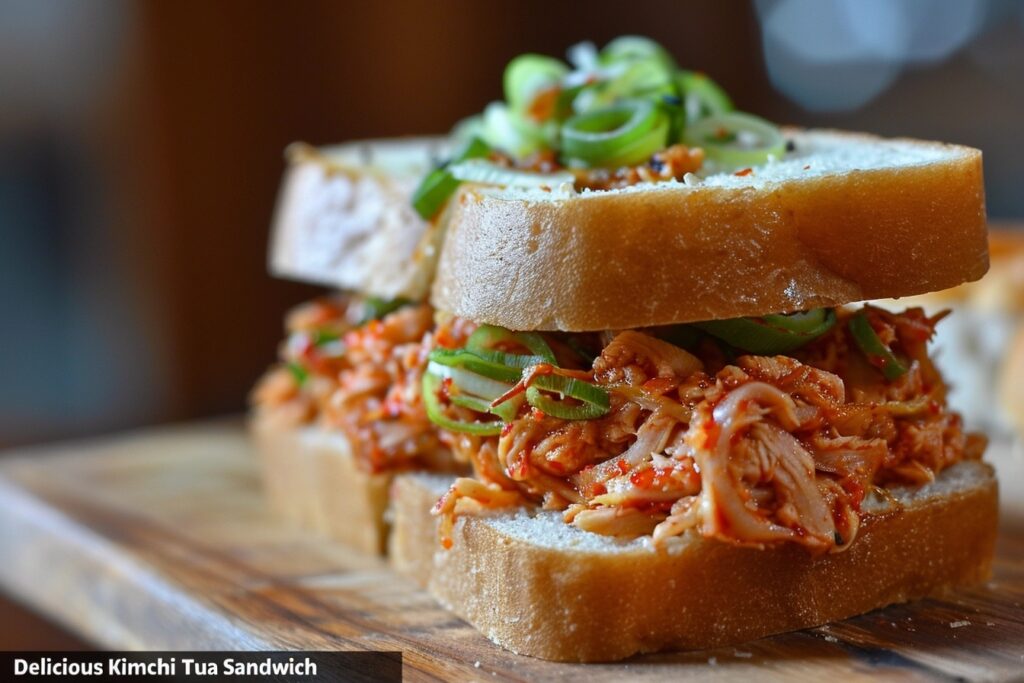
[410, 136, 492, 220]
[287, 361, 309, 387]
[358, 297, 412, 325]
[561, 99, 669, 168]
[599, 35, 677, 72]
[421, 371, 504, 436]
[448, 159, 573, 190]
[503, 53, 568, 115]
[427, 348, 525, 384]
[695, 309, 837, 355]
[682, 111, 784, 168]
[466, 325, 557, 364]
[676, 70, 733, 123]
[525, 375, 610, 420]
[422, 324, 612, 434]
[848, 311, 909, 381]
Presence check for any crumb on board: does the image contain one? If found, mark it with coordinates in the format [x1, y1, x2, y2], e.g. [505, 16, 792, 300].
[949, 620, 971, 629]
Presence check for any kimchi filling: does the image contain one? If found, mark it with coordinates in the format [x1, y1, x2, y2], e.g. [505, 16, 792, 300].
[251, 297, 459, 474]
[431, 307, 985, 553]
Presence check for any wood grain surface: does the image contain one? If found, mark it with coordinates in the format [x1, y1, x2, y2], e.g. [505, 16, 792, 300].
[0, 420, 1022, 682]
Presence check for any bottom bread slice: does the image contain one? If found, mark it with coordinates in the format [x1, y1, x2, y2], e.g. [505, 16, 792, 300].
[251, 423, 392, 555]
[390, 461, 998, 662]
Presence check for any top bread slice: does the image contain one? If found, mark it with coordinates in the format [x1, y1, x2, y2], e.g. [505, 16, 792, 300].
[269, 137, 449, 300]
[432, 129, 988, 331]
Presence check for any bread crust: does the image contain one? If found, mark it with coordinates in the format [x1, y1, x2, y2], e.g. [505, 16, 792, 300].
[432, 131, 988, 331]
[391, 462, 998, 662]
[251, 422, 392, 555]
[269, 138, 448, 300]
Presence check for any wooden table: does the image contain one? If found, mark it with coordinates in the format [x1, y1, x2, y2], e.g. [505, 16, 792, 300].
[1, 421, 1022, 682]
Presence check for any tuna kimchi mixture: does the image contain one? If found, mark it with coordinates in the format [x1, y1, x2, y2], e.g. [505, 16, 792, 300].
[251, 297, 457, 474]
[426, 306, 986, 553]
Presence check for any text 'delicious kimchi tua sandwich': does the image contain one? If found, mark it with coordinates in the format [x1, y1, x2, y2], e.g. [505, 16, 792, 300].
[387, 37, 996, 661]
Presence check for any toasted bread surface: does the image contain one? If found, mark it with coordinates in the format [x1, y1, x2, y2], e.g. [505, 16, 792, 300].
[391, 461, 997, 662]
[269, 138, 448, 300]
[432, 130, 987, 331]
[251, 422, 392, 555]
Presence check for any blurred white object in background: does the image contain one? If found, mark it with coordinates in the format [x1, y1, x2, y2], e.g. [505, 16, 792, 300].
[754, 0, 997, 111]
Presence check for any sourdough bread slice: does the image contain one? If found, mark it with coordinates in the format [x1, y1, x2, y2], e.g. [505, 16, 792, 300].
[269, 137, 449, 300]
[390, 461, 997, 662]
[432, 129, 987, 331]
[251, 423, 393, 555]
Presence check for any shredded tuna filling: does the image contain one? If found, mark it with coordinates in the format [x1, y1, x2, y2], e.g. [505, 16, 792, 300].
[432, 307, 986, 554]
[251, 298, 458, 474]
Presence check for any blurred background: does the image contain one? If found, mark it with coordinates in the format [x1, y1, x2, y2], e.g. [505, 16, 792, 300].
[1, 0, 1023, 650]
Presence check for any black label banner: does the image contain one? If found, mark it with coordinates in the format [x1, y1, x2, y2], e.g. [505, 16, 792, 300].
[3, 651, 401, 683]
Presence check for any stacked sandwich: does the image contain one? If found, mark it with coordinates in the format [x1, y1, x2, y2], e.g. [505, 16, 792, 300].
[253, 37, 997, 661]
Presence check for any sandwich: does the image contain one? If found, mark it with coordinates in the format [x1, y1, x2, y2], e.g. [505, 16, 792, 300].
[386, 37, 997, 661]
[250, 138, 463, 554]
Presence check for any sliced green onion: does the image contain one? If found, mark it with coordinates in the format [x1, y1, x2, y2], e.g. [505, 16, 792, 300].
[573, 60, 675, 115]
[309, 330, 346, 358]
[358, 296, 412, 325]
[848, 312, 908, 381]
[682, 111, 784, 168]
[513, 332, 557, 363]
[448, 159, 574, 190]
[450, 391, 523, 423]
[504, 54, 568, 115]
[422, 371, 503, 436]
[427, 362, 512, 402]
[410, 137, 492, 220]
[561, 99, 669, 168]
[411, 167, 460, 220]
[526, 375, 610, 420]
[427, 348, 525, 384]
[310, 329, 340, 346]
[467, 325, 556, 363]
[287, 361, 308, 387]
[611, 58, 675, 98]
[599, 36, 677, 72]
[454, 136, 492, 162]
[481, 101, 548, 158]
[695, 309, 837, 355]
[448, 392, 494, 413]
[676, 71, 733, 123]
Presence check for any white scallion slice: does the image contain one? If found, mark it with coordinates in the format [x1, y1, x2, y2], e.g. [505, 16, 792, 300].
[426, 361, 512, 402]
[448, 159, 574, 190]
[683, 111, 785, 168]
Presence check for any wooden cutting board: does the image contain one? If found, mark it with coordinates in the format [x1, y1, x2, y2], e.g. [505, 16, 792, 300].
[0, 420, 1022, 682]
